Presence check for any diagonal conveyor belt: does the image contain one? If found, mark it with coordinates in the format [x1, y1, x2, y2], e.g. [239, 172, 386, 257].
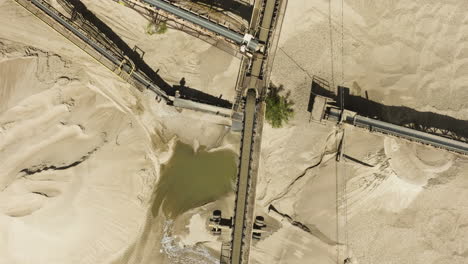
[28, 0, 168, 100]
[140, 0, 260, 51]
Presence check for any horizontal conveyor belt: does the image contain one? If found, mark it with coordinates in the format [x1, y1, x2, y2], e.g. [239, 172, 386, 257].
[141, 0, 260, 51]
[329, 108, 468, 155]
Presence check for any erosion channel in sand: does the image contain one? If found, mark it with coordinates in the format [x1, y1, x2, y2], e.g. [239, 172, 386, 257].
[153, 141, 238, 218]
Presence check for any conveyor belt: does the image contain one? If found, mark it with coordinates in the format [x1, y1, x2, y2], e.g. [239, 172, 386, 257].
[231, 88, 257, 264]
[328, 108, 468, 155]
[28, 0, 168, 100]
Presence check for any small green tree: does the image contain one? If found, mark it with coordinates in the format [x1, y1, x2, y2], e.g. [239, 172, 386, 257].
[146, 21, 155, 35]
[156, 21, 167, 34]
[146, 21, 168, 35]
[265, 84, 294, 128]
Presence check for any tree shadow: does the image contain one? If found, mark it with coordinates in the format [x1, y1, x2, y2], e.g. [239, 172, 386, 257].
[311, 79, 468, 142]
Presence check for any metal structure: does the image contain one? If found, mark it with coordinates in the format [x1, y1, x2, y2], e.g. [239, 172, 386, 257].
[114, 0, 245, 59]
[244, 0, 282, 96]
[229, 0, 285, 262]
[327, 108, 468, 155]
[141, 0, 261, 52]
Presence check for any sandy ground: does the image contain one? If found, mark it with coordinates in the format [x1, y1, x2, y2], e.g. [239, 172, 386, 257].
[0, 37, 162, 264]
[252, 0, 468, 263]
[0, 1, 240, 263]
[3, 0, 468, 263]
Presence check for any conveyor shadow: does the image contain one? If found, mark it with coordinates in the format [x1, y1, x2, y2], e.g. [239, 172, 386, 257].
[65, 0, 172, 92]
[190, 0, 253, 21]
[63, 0, 233, 108]
[343, 154, 375, 167]
[268, 204, 339, 246]
[175, 78, 232, 108]
[310, 80, 468, 142]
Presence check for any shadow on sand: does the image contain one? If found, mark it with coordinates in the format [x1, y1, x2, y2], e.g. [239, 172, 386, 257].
[175, 78, 232, 108]
[63, 0, 232, 108]
[190, 0, 253, 21]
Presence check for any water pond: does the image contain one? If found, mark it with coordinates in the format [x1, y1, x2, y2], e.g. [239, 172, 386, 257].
[152, 141, 237, 218]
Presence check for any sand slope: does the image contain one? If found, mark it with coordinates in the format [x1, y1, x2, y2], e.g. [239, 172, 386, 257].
[0, 2, 241, 263]
[254, 0, 468, 263]
[0, 38, 165, 264]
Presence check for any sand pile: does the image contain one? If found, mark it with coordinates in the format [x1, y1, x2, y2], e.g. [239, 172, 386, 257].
[0, 2, 242, 262]
[253, 0, 468, 263]
[0, 40, 166, 264]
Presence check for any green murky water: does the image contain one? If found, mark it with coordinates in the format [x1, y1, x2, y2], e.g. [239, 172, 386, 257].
[152, 142, 237, 218]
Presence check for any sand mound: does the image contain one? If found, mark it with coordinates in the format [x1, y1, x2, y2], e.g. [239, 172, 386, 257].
[0, 42, 161, 264]
[384, 138, 454, 186]
[0, 3, 242, 263]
